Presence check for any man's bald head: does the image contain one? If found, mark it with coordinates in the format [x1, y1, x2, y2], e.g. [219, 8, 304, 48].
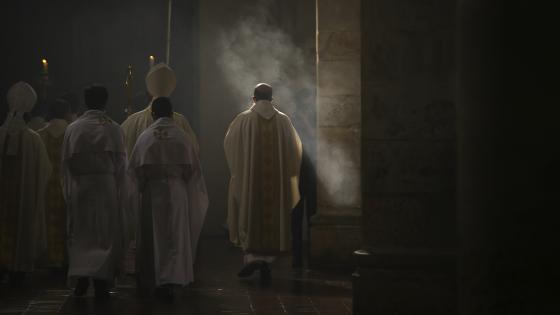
[253, 83, 273, 102]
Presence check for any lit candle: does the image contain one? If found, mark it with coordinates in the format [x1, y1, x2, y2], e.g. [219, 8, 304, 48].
[149, 55, 155, 68]
[41, 58, 48, 74]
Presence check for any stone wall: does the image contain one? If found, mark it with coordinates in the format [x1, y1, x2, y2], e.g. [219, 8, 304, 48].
[311, 0, 362, 265]
[355, 0, 458, 313]
[362, 0, 457, 250]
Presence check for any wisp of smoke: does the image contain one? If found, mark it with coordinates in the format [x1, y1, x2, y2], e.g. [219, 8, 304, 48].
[216, 7, 314, 118]
[216, 2, 359, 209]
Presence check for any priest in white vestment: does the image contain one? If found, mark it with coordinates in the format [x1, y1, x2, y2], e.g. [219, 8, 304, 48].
[121, 63, 199, 156]
[128, 97, 208, 298]
[224, 83, 302, 283]
[0, 82, 51, 287]
[62, 85, 127, 299]
[121, 63, 199, 271]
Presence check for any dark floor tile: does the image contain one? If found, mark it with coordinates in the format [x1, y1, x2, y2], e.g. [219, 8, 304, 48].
[5, 237, 352, 315]
[310, 297, 350, 314]
[279, 295, 312, 304]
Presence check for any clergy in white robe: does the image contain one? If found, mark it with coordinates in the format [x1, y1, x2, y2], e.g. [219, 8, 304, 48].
[128, 97, 207, 297]
[224, 83, 302, 282]
[0, 82, 51, 287]
[121, 63, 199, 156]
[121, 64, 199, 271]
[62, 85, 127, 299]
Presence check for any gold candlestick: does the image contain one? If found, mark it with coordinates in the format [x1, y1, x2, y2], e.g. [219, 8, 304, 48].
[125, 65, 134, 116]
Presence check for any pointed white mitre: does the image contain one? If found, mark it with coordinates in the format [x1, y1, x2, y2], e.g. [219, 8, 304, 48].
[1, 82, 37, 152]
[7, 81, 37, 113]
[146, 63, 176, 98]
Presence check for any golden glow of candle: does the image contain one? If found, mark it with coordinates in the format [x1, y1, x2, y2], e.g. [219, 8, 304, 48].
[41, 58, 48, 73]
[149, 55, 155, 68]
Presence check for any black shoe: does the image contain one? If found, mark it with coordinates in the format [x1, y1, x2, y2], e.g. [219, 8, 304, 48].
[237, 260, 263, 278]
[259, 263, 271, 285]
[74, 277, 89, 296]
[93, 279, 109, 300]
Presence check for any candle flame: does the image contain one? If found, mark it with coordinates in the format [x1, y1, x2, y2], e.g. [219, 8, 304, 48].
[149, 55, 155, 60]
[42, 59, 48, 64]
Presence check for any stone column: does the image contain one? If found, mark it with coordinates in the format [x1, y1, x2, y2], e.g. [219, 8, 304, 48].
[354, 1, 457, 313]
[310, 0, 362, 265]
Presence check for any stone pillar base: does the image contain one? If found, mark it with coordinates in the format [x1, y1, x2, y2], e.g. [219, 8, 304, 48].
[352, 248, 457, 315]
[309, 211, 361, 267]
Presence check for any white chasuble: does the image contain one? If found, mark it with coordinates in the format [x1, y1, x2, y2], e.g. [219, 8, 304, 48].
[224, 100, 302, 255]
[129, 117, 208, 287]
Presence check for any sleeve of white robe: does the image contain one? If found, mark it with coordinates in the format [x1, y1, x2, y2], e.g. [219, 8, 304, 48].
[175, 113, 200, 154]
[61, 130, 73, 237]
[223, 117, 242, 246]
[121, 117, 140, 157]
[114, 150, 129, 261]
[183, 145, 208, 260]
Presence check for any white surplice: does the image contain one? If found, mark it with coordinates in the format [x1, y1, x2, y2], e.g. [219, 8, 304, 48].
[121, 64, 199, 262]
[122, 105, 199, 156]
[224, 100, 302, 257]
[62, 110, 128, 283]
[129, 117, 208, 287]
[0, 82, 51, 272]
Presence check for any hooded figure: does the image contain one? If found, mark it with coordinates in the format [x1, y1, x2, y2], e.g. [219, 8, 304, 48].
[0, 81, 51, 286]
[121, 63, 199, 156]
[120, 63, 199, 273]
[224, 83, 302, 283]
[129, 97, 208, 298]
[62, 85, 128, 299]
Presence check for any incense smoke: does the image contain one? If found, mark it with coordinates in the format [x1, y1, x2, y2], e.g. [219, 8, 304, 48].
[216, 4, 314, 119]
[216, 1, 359, 209]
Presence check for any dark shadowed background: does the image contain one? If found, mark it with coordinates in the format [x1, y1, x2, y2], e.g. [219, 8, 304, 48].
[0, 0, 316, 237]
[0, 0, 198, 125]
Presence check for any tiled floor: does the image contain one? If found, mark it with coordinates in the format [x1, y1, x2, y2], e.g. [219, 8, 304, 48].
[0, 237, 353, 314]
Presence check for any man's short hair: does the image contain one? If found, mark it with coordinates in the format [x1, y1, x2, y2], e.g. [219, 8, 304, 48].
[253, 83, 273, 101]
[152, 97, 173, 119]
[84, 85, 108, 110]
[48, 98, 71, 120]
